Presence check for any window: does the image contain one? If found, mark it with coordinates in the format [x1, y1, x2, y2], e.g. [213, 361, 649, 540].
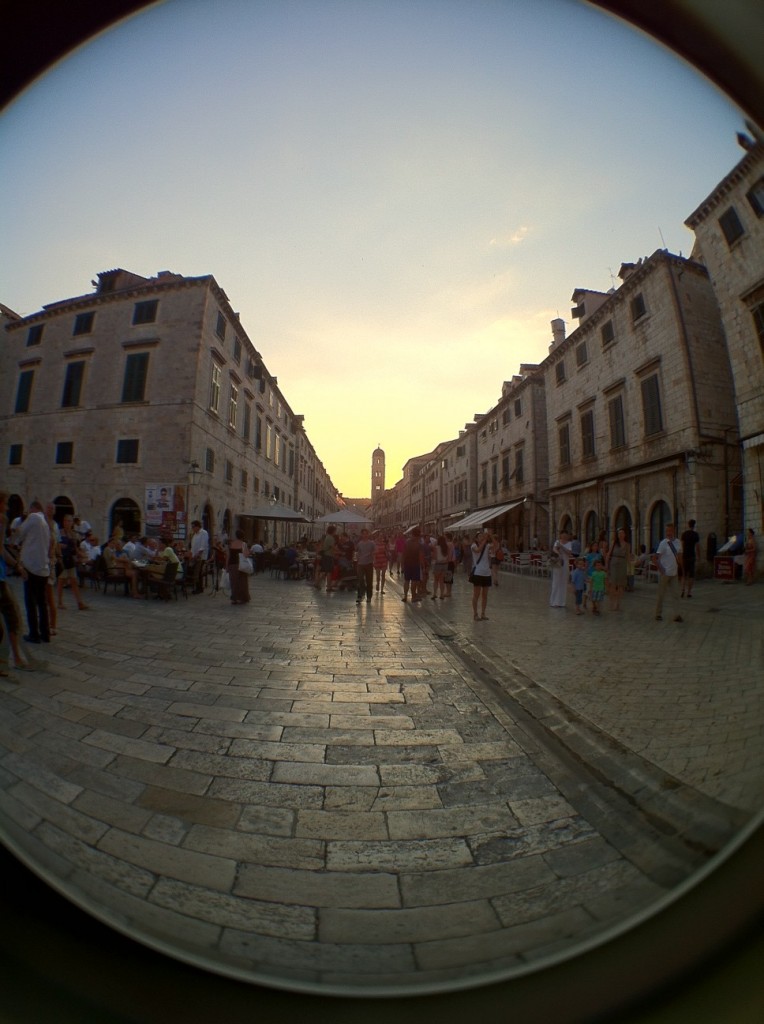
[502, 408, 510, 426]
[73, 311, 95, 335]
[575, 341, 588, 368]
[225, 459, 233, 484]
[746, 178, 764, 217]
[233, 337, 242, 364]
[122, 352, 149, 402]
[215, 312, 226, 340]
[228, 383, 238, 429]
[26, 324, 44, 347]
[209, 363, 221, 413]
[254, 476, 260, 495]
[555, 360, 566, 384]
[631, 293, 647, 321]
[580, 409, 595, 459]
[490, 461, 498, 494]
[718, 206, 745, 246]
[9, 444, 23, 466]
[255, 415, 263, 451]
[558, 423, 570, 467]
[501, 454, 510, 486]
[242, 402, 251, 442]
[56, 441, 74, 464]
[641, 374, 663, 436]
[132, 300, 158, 325]
[601, 320, 615, 346]
[514, 398, 522, 417]
[608, 394, 626, 448]
[116, 439, 139, 463]
[240, 469, 248, 490]
[15, 370, 34, 413]
[514, 447, 524, 484]
[61, 361, 85, 407]
[274, 432, 281, 467]
[205, 447, 215, 473]
[266, 422, 273, 460]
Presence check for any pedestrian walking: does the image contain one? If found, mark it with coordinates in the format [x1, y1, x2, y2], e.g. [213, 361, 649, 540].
[589, 559, 607, 616]
[549, 530, 573, 607]
[373, 534, 388, 593]
[316, 525, 337, 591]
[606, 527, 630, 611]
[17, 500, 51, 644]
[355, 528, 375, 604]
[680, 519, 701, 598]
[653, 522, 683, 622]
[401, 529, 424, 602]
[470, 530, 493, 620]
[0, 491, 29, 671]
[227, 529, 251, 605]
[430, 535, 449, 600]
[56, 514, 90, 611]
[571, 558, 587, 616]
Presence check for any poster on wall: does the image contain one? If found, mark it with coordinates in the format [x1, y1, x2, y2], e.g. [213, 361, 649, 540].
[145, 484, 187, 539]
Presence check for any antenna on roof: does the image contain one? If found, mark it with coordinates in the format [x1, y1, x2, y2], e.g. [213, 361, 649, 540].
[608, 267, 616, 288]
[658, 226, 667, 250]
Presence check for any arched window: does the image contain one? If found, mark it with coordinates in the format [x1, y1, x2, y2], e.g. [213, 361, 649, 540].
[649, 501, 671, 552]
[560, 513, 573, 535]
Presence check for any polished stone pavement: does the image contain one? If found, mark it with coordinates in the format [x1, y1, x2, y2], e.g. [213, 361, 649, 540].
[0, 566, 761, 995]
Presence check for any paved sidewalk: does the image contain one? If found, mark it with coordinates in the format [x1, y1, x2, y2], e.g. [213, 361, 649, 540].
[0, 569, 760, 994]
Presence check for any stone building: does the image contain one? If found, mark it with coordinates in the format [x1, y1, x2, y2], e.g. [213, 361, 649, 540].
[542, 249, 741, 554]
[1, 268, 339, 543]
[685, 132, 764, 570]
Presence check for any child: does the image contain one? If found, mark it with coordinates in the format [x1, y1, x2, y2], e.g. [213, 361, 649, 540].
[590, 559, 607, 616]
[571, 558, 587, 616]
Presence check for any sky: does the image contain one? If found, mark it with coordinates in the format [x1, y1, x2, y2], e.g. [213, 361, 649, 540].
[0, 0, 745, 498]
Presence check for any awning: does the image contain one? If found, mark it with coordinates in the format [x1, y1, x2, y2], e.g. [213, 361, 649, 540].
[449, 499, 524, 532]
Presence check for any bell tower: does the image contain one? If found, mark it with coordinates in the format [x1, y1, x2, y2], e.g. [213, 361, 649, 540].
[371, 445, 385, 499]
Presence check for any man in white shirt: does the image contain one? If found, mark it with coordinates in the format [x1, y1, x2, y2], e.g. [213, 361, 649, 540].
[653, 522, 684, 623]
[189, 520, 210, 593]
[17, 501, 51, 643]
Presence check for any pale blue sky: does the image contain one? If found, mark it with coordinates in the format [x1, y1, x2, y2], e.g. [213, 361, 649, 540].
[1, 0, 744, 497]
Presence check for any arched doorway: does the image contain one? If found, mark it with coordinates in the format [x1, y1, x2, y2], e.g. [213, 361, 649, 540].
[649, 500, 671, 553]
[52, 495, 75, 526]
[110, 497, 141, 538]
[583, 510, 599, 546]
[613, 505, 633, 543]
[559, 513, 573, 536]
[7, 494, 24, 530]
[203, 502, 213, 538]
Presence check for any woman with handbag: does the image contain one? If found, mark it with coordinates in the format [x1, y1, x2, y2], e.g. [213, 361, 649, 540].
[227, 529, 251, 605]
[470, 530, 493, 620]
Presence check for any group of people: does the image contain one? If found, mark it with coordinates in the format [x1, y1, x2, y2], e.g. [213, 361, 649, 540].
[547, 518, 758, 621]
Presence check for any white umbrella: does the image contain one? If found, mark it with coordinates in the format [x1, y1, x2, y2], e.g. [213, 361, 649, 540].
[315, 509, 373, 526]
[248, 502, 309, 521]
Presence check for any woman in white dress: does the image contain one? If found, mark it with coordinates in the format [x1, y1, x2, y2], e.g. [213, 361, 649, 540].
[549, 530, 573, 607]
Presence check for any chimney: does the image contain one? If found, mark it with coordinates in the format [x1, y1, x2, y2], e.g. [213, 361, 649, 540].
[550, 318, 566, 351]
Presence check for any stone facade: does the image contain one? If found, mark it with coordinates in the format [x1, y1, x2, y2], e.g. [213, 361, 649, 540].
[543, 250, 741, 555]
[1, 269, 339, 543]
[685, 136, 764, 571]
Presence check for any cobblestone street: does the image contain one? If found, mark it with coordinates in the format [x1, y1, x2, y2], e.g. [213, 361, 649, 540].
[0, 568, 761, 994]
